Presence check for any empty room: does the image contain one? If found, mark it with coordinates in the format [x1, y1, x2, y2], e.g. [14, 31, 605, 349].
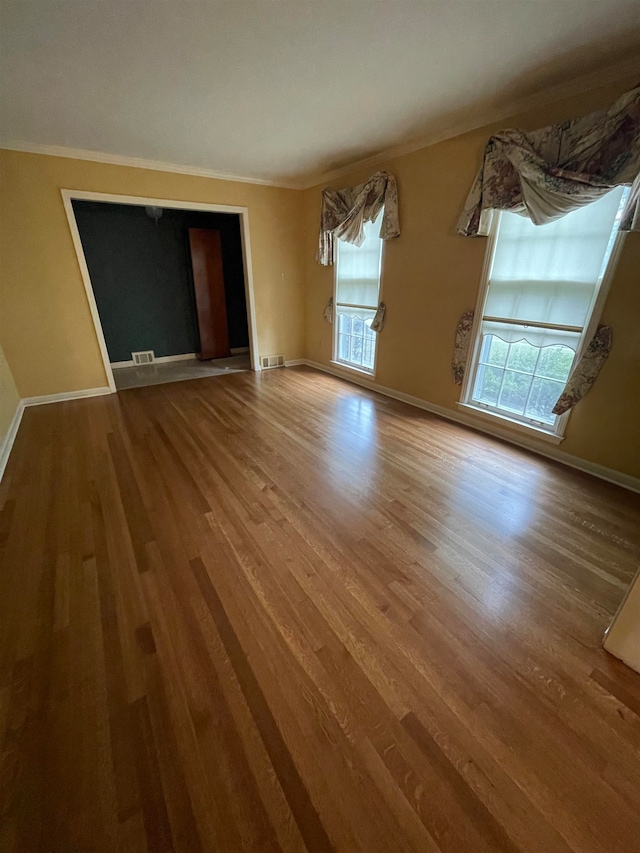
[1, 2, 639, 852]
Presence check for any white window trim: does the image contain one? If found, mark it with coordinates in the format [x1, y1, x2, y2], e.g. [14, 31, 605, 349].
[459, 208, 627, 443]
[332, 235, 385, 377]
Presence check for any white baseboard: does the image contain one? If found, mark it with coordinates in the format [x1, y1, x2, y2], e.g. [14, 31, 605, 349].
[4, 364, 637, 494]
[0, 401, 25, 482]
[0, 387, 113, 482]
[230, 347, 250, 355]
[22, 387, 113, 407]
[298, 359, 640, 494]
[111, 353, 196, 369]
[155, 353, 196, 364]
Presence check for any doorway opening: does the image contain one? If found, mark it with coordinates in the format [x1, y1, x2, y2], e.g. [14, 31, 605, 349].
[62, 190, 260, 392]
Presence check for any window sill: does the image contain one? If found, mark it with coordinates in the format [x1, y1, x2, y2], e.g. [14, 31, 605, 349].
[457, 402, 565, 444]
[331, 360, 375, 378]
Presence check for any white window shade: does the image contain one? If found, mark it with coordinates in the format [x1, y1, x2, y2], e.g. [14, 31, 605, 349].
[485, 186, 625, 337]
[484, 280, 596, 331]
[335, 214, 383, 307]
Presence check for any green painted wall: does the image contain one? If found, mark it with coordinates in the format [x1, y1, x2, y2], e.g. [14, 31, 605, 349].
[72, 201, 249, 363]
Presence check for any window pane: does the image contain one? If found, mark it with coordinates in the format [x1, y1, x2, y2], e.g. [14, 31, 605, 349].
[335, 307, 377, 371]
[350, 334, 363, 364]
[338, 333, 349, 361]
[525, 377, 566, 423]
[472, 338, 576, 426]
[483, 336, 508, 367]
[537, 345, 574, 381]
[474, 364, 503, 406]
[338, 314, 351, 335]
[505, 339, 538, 373]
[498, 370, 532, 414]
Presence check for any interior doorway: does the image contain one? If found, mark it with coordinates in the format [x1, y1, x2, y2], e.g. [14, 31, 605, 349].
[62, 190, 260, 393]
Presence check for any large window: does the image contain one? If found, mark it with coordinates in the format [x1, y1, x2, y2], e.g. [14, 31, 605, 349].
[462, 187, 628, 436]
[334, 213, 383, 373]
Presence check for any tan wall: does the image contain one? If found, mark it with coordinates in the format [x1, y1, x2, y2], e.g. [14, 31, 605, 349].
[0, 342, 20, 447]
[303, 77, 640, 479]
[0, 150, 305, 397]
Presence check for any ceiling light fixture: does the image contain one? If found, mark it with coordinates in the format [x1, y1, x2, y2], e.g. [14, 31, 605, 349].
[145, 205, 163, 225]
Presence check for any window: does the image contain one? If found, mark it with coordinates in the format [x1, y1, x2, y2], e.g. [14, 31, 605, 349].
[334, 212, 383, 373]
[462, 186, 628, 436]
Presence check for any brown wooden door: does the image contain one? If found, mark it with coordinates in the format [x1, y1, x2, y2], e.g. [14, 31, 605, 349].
[188, 228, 230, 360]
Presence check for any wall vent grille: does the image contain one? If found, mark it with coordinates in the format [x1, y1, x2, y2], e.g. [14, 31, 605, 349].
[260, 354, 285, 370]
[132, 351, 155, 365]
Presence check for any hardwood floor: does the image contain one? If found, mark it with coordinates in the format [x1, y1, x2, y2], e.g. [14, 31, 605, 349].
[1, 366, 640, 853]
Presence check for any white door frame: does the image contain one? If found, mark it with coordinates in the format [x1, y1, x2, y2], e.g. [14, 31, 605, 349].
[61, 188, 261, 393]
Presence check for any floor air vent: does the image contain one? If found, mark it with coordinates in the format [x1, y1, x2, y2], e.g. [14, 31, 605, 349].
[261, 354, 285, 370]
[132, 351, 155, 365]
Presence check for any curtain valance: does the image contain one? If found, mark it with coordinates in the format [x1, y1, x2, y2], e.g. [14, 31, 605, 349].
[457, 85, 640, 237]
[317, 171, 400, 265]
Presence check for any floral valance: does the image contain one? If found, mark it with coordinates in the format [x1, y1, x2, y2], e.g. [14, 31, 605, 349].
[318, 170, 400, 265]
[457, 85, 640, 236]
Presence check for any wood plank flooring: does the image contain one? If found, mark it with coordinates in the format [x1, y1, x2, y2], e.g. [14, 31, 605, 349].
[1, 366, 640, 852]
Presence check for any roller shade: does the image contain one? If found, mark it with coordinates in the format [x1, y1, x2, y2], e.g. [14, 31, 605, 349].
[483, 186, 625, 345]
[335, 214, 383, 307]
[484, 280, 596, 330]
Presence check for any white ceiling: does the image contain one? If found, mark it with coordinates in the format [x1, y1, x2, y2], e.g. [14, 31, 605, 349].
[1, 1, 639, 186]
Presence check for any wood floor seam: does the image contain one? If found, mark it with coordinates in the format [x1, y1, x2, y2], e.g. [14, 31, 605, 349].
[1, 368, 639, 852]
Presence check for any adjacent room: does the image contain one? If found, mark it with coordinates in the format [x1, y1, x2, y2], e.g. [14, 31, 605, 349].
[1, 2, 639, 852]
[71, 198, 252, 389]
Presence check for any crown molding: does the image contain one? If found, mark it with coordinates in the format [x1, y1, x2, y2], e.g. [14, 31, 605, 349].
[0, 141, 304, 190]
[301, 55, 640, 189]
[3, 55, 639, 193]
